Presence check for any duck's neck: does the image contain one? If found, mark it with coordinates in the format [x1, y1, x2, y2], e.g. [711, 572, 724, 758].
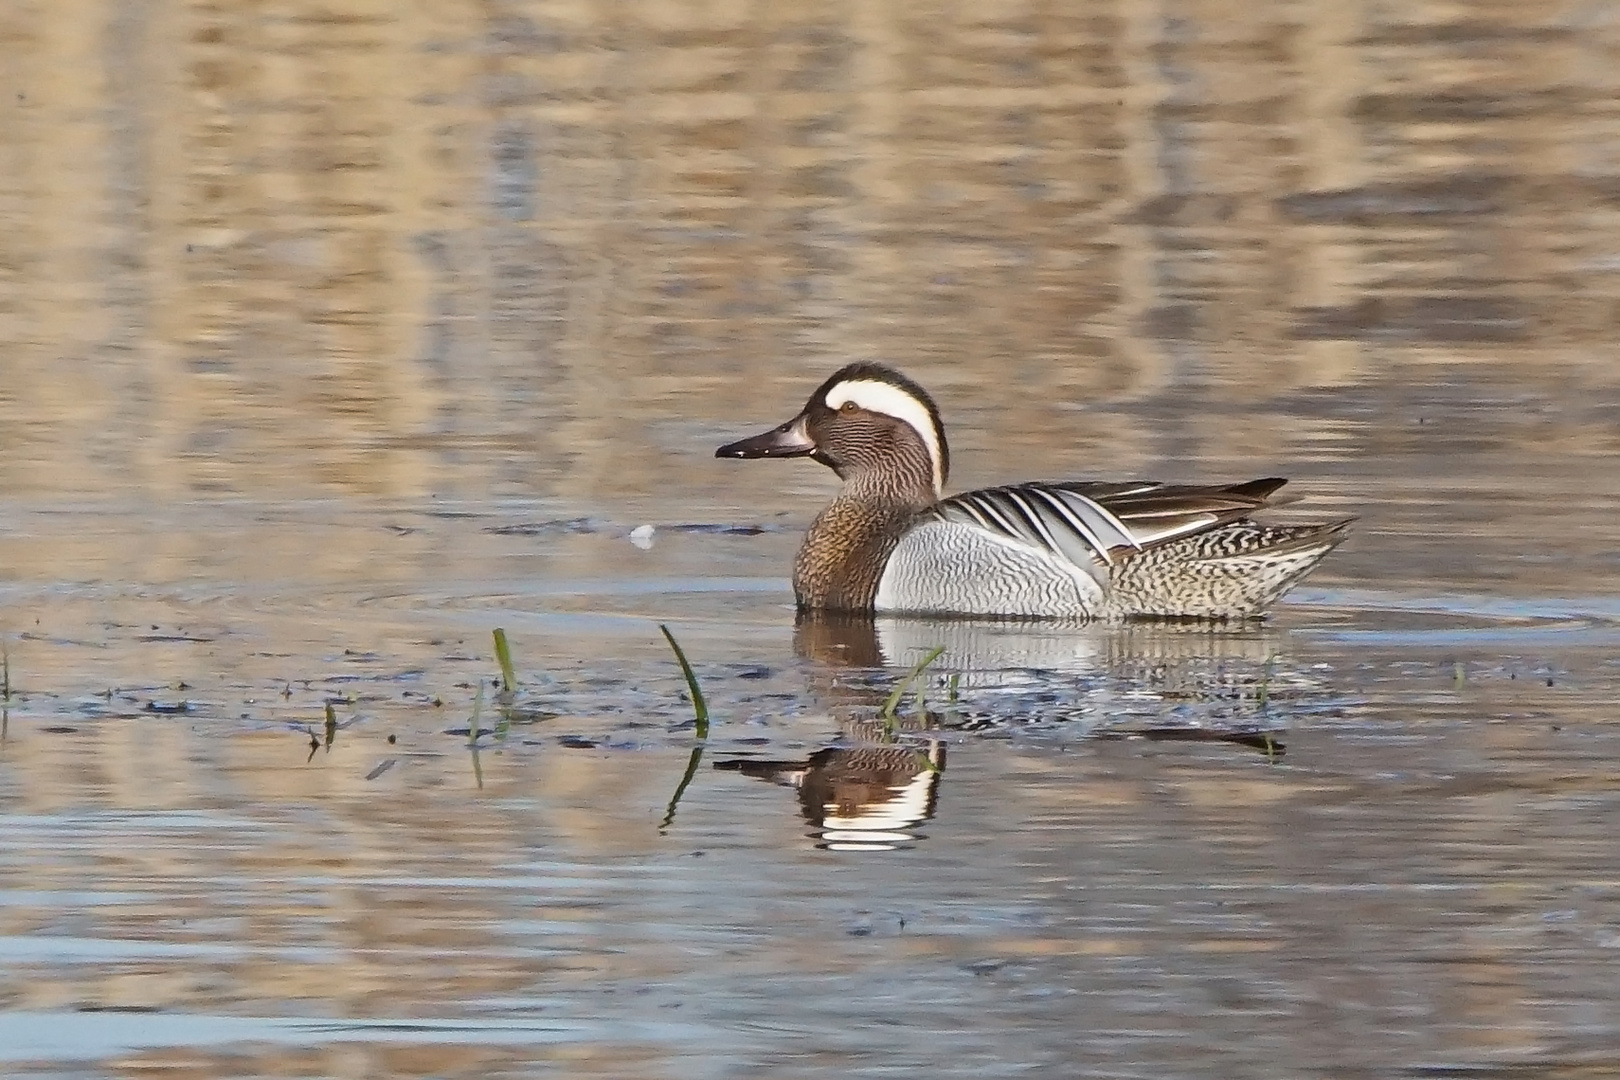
[793, 476, 935, 612]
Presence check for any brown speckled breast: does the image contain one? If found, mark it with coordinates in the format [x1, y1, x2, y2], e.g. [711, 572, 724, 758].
[793, 498, 916, 612]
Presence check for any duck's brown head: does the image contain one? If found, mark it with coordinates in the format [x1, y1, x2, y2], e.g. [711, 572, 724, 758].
[715, 362, 949, 503]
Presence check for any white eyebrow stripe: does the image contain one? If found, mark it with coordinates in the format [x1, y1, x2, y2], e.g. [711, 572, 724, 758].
[823, 379, 944, 496]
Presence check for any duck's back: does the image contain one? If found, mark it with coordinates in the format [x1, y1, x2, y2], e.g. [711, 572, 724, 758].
[873, 479, 1351, 619]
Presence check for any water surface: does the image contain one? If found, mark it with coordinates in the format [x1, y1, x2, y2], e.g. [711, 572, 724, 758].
[3, 0, 1620, 1076]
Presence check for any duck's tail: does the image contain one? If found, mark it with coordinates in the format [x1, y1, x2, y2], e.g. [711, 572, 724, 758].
[1111, 517, 1354, 618]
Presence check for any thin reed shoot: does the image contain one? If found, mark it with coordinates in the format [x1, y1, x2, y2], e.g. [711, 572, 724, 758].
[880, 646, 946, 721]
[658, 624, 709, 739]
[493, 628, 517, 693]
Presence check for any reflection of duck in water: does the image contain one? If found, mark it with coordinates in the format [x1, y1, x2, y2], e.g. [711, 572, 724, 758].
[715, 743, 945, 851]
[717, 616, 1299, 849]
[717, 362, 1352, 618]
[794, 609, 1290, 691]
[711, 614, 949, 849]
[791, 610, 1295, 748]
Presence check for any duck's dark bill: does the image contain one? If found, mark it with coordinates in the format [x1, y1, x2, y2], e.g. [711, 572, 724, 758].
[716, 416, 815, 459]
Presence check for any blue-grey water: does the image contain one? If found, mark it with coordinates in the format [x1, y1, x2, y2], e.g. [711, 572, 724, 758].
[3, 1, 1620, 1077]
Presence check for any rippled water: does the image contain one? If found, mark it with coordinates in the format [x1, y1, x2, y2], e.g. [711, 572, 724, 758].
[3, 0, 1620, 1076]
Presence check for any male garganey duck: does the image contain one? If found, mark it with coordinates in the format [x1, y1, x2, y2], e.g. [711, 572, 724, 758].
[716, 362, 1352, 619]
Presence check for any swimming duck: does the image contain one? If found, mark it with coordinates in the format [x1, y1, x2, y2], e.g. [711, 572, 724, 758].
[716, 362, 1352, 618]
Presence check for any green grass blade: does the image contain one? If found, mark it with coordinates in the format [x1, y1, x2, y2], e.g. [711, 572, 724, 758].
[880, 645, 946, 720]
[492, 628, 517, 693]
[468, 682, 486, 788]
[323, 703, 338, 750]
[658, 624, 709, 739]
[660, 745, 705, 831]
[468, 681, 485, 742]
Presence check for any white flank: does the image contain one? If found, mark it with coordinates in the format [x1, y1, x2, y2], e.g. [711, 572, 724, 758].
[823, 379, 944, 496]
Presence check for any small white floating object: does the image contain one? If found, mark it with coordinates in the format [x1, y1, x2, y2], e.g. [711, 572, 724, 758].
[630, 524, 656, 550]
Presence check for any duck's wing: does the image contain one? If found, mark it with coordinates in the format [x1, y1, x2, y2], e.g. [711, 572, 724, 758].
[927, 478, 1286, 568]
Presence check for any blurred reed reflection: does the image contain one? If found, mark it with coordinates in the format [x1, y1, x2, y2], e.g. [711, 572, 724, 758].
[1, 0, 1618, 521]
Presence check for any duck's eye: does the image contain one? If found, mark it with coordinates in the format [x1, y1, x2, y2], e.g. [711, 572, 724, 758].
[840, 400, 858, 413]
